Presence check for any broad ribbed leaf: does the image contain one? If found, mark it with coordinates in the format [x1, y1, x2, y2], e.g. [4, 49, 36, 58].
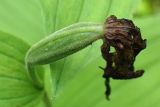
[0, 31, 45, 107]
[0, 0, 45, 44]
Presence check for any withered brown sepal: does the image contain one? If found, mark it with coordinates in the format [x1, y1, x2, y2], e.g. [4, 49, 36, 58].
[101, 15, 146, 100]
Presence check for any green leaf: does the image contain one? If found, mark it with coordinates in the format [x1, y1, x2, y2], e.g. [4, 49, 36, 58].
[135, 14, 160, 39]
[0, 0, 46, 44]
[0, 31, 45, 107]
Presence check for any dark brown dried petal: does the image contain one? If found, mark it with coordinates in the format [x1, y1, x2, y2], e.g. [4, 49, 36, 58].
[101, 15, 146, 100]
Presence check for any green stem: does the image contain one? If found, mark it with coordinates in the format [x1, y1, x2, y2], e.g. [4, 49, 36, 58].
[43, 92, 53, 107]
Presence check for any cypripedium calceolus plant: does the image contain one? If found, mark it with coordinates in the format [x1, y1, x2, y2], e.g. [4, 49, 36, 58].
[25, 15, 146, 100]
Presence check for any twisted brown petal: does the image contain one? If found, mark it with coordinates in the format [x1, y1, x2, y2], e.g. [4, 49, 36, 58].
[101, 15, 146, 100]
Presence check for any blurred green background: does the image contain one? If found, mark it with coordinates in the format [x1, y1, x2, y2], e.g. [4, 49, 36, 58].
[0, 0, 160, 107]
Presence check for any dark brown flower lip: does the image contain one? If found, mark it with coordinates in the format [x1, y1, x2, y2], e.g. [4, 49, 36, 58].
[101, 15, 147, 100]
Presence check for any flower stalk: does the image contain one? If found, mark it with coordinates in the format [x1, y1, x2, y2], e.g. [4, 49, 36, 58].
[25, 22, 104, 88]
